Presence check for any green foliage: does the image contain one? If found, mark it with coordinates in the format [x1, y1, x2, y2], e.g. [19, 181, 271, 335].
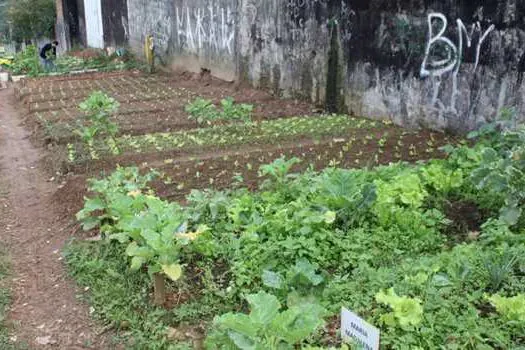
[487, 294, 525, 322]
[185, 98, 217, 124]
[70, 115, 382, 162]
[420, 161, 464, 193]
[7, 0, 55, 42]
[258, 156, 301, 190]
[375, 288, 423, 328]
[76, 166, 160, 232]
[206, 291, 327, 349]
[7, 45, 40, 76]
[470, 127, 525, 226]
[74, 91, 120, 157]
[185, 97, 253, 124]
[67, 122, 525, 349]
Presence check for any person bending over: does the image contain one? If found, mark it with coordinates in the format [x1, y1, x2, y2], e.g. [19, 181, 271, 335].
[40, 41, 58, 72]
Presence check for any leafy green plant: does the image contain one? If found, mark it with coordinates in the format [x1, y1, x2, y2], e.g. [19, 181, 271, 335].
[262, 258, 325, 306]
[258, 156, 301, 189]
[482, 252, 518, 292]
[185, 98, 218, 124]
[206, 291, 327, 349]
[76, 166, 159, 232]
[420, 161, 464, 193]
[314, 169, 376, 229]
[470, 128, 525, 226]
[109, 195, 208, 305]
[74, 91, 120, 153]
[185, 97, 253, 125]
[76, 166, 209, 305]
[7, 45, 40, 76]
[220, 97, 253, 123]
[487, 294, 525, 322]
[375, 288, 423, 328]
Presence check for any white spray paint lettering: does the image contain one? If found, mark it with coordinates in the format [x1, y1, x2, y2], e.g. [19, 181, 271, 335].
[421, 13, 495, 77]
[175, 5, 235, 54]
[420, 12, 495, 116]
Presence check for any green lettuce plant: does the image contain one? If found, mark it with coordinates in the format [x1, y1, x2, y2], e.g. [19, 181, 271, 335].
[487, 294, 525, 322]
[375, 288, 423, 328]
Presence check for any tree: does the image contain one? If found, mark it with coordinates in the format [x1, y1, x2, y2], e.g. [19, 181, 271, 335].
[7, 0, 55, 42]
[0, 0, 9, 41]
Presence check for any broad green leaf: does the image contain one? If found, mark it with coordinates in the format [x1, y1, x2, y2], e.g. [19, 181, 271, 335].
[482, 148, 499, 162]
[227, 331, 257, 350]
[125, 242, 155, 259]
[161, 264, 182, 281]
[246, 291, 281, 326]
[82, 196, 105, 212]
[262, 270, 283, 289]
[215, 313, 258, 338]
[500, 206, 521, 226]
[292, 258, 324, 286]
[269, 304, 325, 344]
[375, 288, 423, 327]
[141, 229, 163, 251]
[80, 217, 100, 231]
[108, 231, 129, 243]
[130, 256, 146, 271]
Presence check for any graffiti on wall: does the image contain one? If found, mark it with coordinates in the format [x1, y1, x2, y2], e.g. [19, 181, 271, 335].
[420, 13, 495, 117]
[285, 0, 354, 45]
[175, 4, 236, 55]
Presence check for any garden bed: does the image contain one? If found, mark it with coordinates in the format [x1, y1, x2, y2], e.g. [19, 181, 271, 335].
[18, 68, 525, 349]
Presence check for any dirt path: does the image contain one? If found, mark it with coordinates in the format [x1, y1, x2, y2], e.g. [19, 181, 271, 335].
[0, 87, 109, 349]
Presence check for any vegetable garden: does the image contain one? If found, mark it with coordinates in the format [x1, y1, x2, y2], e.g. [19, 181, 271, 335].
[15, 70, 525, 349]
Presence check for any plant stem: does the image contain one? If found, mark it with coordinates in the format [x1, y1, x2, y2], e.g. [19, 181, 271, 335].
[153, 273, 166, 306]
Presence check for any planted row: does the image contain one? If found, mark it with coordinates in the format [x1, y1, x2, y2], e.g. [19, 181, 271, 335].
[68, 114, 388, 162]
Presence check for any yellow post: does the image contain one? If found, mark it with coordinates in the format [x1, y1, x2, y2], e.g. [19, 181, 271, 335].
[144, 35, 154, 73]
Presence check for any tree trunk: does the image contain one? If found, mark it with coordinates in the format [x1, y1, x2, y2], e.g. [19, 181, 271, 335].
[153, 273, 166, 306]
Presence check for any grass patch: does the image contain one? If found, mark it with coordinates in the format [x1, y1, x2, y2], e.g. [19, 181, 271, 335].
[0, 247, 26, 350]
[64, 241, 236, 349]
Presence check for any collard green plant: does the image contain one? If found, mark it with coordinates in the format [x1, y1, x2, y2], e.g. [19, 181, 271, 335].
[220, 97, 253, 123]
[205, 291, 327, 349]
[470, 134, 525, 226]
[262, 258, 325, 306]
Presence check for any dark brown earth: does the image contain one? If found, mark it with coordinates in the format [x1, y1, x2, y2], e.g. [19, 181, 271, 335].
[0, 87, 112, 349]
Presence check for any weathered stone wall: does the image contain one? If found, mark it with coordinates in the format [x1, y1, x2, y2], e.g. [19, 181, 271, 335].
[126, 0, 525, 131]
[127, 0, 237, 80]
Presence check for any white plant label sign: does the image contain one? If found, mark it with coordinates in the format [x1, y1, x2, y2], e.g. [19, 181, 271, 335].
[341, 307, 380, 350]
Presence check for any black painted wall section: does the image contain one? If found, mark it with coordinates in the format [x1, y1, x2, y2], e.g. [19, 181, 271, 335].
[102, 0, 129, 47]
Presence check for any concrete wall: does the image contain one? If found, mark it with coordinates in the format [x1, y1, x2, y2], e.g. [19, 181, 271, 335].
[127, 0, 237, 80]
[102, 0, 129, 47]
[126, 0, 525, 131]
